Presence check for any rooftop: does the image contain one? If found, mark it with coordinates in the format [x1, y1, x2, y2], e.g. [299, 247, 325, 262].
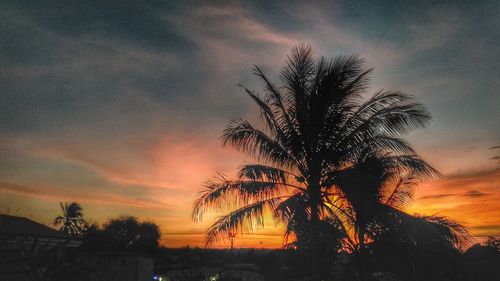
[0, 214, 68, 239]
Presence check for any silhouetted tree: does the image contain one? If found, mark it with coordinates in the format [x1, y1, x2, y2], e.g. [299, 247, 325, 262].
[193, 44, 436, 280]
[54, 202, 85, 237]
[81, 215, 160, 253]
[485, 236, 500, 250]
[79, 221, 106, 249]
[461, 237, 500, 281]
[331, 152, 471, 279]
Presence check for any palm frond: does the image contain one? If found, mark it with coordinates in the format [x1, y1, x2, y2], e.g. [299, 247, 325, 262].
[381, 155, 441, 179]
[280, 44, 315, 137]
[322, 194, 355, 226]
[193, 175, 287, 223]
[382, 176, 419, 210]
[281, 43, 315, 91]
[204, 197, 283, 247]
[272, 193, 308, 224]
[364, 136, 416, 156]
[54, 216, 64, 226]
[252, 66, 306, 160]
[333, 92, 431, 158]
[67, 202, 83, 217]
[222, 119, 296, 167]
[316, 55, 372, 101]
[420, 215, 474, 250]
[239, 85, 279, 136]
[238, 164, 302, 184]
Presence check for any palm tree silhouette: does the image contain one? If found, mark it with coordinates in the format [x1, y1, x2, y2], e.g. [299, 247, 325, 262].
[332, 152, 471, 279]
[193, 44, 456, 279]
[54, 202, 85, 237]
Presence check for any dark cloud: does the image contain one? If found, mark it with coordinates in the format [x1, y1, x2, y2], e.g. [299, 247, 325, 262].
[2, 0, 499, 137]
[0, 0, 233, 136]
[420, 190, 493, 200]
[2, 0, 195, 53]
[463, 190, 493, 198]
[420, 193, 457, 199]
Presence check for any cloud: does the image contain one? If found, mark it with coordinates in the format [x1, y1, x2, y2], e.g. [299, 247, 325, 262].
[419, 190, 492, 200]
[189, 4, 297, 46]
[469, 225, 500, 237]
[462, 190, 493, 198]
[0, 181, 169, 209]
[420, 193, 457, 200]
[411, 168, 500, 238]
[2, 0, 194, 52]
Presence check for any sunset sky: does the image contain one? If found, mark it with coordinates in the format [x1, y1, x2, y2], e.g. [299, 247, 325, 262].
[1, 0, 499, 248]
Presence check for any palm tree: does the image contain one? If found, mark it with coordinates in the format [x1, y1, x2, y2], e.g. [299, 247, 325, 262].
[333, 151, 471, 247]
[331, 151, 471, 279]
[54, 202, 85, 237]
[193, 44, 436, 279]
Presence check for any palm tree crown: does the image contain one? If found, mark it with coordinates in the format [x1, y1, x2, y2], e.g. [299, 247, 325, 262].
[192, 44, 467, 254]
[54, 202, 85, 237]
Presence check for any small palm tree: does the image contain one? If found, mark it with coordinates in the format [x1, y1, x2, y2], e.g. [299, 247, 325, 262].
[54, 202, 85, 237]
[331, 151, 471, 279]
[333, 151, 471, 250]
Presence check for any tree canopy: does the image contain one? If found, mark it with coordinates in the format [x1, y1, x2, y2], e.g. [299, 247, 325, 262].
[193, 44, 471, 280]
[81, 215, 161, 253]
[54, 202, 86, 237]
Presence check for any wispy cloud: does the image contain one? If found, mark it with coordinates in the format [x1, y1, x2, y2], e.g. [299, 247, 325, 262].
[1, 0, 499, 247]
[0, 181, 169, 209]
[462, 190, 493, 198]
[411, 168, 500, 237]
[420, 193, 457, 200]
[420, 190, 492, 200]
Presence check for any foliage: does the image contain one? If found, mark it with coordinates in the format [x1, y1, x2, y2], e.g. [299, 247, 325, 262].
[485, 236, 500, 250]
[104, 215, 160, 251]
[192, 44, 472, 280]
[54, 202, 86, 237]
[459, 238, 500, 281]
[194, 44, 434, 246]
[80, 215, 161, 253]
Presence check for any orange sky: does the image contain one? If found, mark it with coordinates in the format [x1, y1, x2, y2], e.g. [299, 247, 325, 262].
[1, 134, 498, 248]
[1, 1, 499, 249]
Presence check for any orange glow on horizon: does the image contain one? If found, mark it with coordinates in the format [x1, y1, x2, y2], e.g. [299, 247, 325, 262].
[1, 132, 498, 249]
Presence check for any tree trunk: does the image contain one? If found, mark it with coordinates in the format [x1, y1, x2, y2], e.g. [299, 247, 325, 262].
[307, 157, 328, 281]
[308, 168, 323, 281]
[357, 221, 369, 281]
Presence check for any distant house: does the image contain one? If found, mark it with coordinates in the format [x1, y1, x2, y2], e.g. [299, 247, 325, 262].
[160, 264, 263, 281]
[155, 265, 211, 281]
[0, 214, 81, 281]
[213, 264, 264, 281]
[74, 251, 154, 281]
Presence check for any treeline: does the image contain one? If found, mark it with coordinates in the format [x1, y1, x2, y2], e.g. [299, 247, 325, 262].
[80, 215, 160, 254]
[157, 240, 499, 281]
[53, 202, 161, 254]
